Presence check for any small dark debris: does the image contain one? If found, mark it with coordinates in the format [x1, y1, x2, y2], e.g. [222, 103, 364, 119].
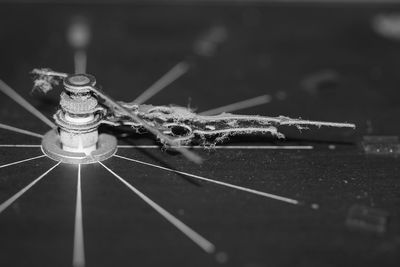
[301, 70, 340, 94]
[346, 204, 388, 234]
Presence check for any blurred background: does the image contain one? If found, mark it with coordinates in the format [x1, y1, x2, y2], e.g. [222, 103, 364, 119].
[0, 1, 400, 267]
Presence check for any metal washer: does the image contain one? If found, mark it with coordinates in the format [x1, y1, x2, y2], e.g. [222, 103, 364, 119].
[41, 130, 117, 164]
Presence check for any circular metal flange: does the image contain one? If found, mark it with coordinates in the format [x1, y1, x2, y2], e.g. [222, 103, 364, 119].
[54, 110, 102, 133]
[63, 74, 96, 94]
[41, 130, 117, 164]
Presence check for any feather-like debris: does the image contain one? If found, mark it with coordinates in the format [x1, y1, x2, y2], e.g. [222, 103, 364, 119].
[31, 68, 62, 93]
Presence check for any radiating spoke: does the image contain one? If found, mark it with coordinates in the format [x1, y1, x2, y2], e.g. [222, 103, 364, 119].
[0, 144, 41, 148]
[199, 95, 271, 116]
[0, 79, 56, 128]
[117, 145, 313, 150]
[0, 161, 61, 214]
[132, 61, 189, 104]
[99, 161, 216, 254]
[68, 16, 91, 74]
[73, 164, 85, 267]
[0, 122, 43, 139]
[74, 51, 87, 74]
[0, 155, 45, 169]
[114, 154, 300, 205]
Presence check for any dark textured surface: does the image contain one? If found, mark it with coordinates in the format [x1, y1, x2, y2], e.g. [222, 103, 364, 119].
[0, 3, 400, 267]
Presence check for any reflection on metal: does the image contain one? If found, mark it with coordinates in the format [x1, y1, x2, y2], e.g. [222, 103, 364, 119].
[42, 130, 117, 164]
[362, 136, 400, 156]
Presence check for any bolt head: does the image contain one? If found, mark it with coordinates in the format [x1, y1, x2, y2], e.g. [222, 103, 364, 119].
[64, 74, 96, 94]
[68, 75, 91, 86]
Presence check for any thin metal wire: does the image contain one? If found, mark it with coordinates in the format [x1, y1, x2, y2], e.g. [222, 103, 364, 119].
[99, 161, 216, 253]
[73, 164, 85, 267]
[117, 145, 314, 150]
[115, 154, 300, 205]
[0, 122, 43, 139]
[0, 144, 41, 148]
[199, 95, 271, 116]
[0, 79, 56, 128]
[132, 61, 189, 105]
[0, 161, 61, 214]
[0, 155, 45, 169]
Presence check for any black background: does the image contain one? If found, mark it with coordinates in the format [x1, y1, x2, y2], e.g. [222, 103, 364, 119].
[0, 2, 399, 267]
